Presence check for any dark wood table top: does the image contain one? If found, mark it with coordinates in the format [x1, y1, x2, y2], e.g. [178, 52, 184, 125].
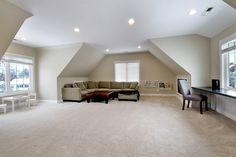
[192, 87, 236, 99]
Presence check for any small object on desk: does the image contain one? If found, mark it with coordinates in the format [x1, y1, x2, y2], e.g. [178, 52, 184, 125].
[212, 79, 220, 90]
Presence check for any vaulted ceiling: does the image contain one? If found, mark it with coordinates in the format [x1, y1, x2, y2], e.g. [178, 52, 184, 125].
[8, 0, 236, 53]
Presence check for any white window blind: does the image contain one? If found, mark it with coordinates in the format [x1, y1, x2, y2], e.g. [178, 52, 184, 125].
[115, 61, 139, 82]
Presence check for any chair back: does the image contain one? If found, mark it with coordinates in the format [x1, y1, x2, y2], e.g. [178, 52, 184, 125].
[178, 80, 191, 96]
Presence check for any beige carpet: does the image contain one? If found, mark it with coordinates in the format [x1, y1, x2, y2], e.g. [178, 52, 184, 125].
[0, 96, 236, 157]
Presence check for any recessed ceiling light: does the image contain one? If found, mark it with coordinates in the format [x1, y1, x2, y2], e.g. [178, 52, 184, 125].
[21, 37, 27, 41]
[128, 18, 135, 26]
[189, 9, 197, 15]
[74, 27, 80, 33]
[106, 49, 110, 52]
[137, 45, 141, 49]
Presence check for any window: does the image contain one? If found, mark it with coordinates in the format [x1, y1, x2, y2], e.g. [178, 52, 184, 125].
[0, 54, 33, 94]
[222, 39, 236, 88]
[115, 61, 140, 82]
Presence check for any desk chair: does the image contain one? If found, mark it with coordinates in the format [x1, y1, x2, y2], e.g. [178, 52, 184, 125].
[178, 80, 208, 114]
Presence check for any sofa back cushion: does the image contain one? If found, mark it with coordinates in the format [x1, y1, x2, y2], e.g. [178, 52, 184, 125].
[88, 81, 98, 89]
[111, 82, 123, 89]
[123, 82, 131, 89]
[83, 81, 88, 89]
[99, 81, 110, 89]
[73, 82, 86, 90]
[129, 82, 138, 89]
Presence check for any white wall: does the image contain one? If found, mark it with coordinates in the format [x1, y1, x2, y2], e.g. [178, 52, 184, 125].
[59, 43, 105, 77]
[0, 0, 32, 57]
[151, 34, 211, 87]
[36, 43, 82, 101]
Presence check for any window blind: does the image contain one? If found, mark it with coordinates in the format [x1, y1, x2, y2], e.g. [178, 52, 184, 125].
[115, 61, 139, 82]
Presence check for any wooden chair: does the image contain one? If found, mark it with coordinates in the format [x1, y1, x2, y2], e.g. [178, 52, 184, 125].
[178, 80, 208, 114]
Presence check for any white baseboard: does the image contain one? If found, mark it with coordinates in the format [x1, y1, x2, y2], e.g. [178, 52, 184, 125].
[38, 100, 58, 103]
[140, 93, 178, 97]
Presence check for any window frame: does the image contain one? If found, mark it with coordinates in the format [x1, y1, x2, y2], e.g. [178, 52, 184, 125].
[114, 60, 140, 82]
[0, 53, 34, 96]
[221, 38, 236, 90]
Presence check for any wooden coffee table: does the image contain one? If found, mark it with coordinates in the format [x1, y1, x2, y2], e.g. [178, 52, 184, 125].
[86, 91, 114, 104]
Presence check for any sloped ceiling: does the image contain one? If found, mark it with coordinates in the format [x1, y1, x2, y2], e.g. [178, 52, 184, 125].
[223, 0, 236, 9]
[150, 34, 211, 86]
[0, 0, 32, 58]
[59, 43, 105, 77]
[8, 0, 236, 53]
[147, 40, 188, 75]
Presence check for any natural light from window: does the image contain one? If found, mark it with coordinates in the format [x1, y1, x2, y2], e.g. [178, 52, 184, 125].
[222, 39, 236, 89]
[115, 61, 139, 82]
[0, 54, 33, 94]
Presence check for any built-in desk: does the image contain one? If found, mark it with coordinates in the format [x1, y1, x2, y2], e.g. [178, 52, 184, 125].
[192, 87, 236, 99]
[192, 87, 236, 121]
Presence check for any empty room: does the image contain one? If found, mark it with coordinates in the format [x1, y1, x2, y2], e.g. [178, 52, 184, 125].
[0, 0, 236, 156]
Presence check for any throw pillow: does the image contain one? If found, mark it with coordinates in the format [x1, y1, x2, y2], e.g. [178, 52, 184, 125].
[73, 82, 86, 90]
[129, 82, 138, 89]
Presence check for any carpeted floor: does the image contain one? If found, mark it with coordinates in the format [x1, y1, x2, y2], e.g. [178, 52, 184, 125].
[0, 96, 236, 157]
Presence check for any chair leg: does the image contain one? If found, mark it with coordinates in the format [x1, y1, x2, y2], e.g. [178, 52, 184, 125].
[205, 97, 208, 111]
[182, 99, 185, 110]
[187, 100, 190, 108]
[200, 101, 203, 114]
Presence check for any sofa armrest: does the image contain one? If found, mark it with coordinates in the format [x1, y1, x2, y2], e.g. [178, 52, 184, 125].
[62, 88, 82, 101]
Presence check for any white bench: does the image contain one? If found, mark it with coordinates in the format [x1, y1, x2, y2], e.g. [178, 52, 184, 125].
[1, 93, 37, 112]
[0, 104, 7, 114]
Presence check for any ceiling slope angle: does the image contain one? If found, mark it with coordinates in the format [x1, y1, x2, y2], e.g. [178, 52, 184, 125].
[150, 34, 211, 87]
[7, 0, 236, 53]
[59, 43, 105, 77]
[147, 40, 189, 75]
[0, 0, 32, 57]
[223, 0, 236, 9]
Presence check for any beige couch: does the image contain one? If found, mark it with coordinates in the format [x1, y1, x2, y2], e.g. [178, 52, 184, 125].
[62, 81, 140, 102]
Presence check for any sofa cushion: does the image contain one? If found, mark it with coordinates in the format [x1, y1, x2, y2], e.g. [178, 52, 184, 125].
[87, 89, 96, 93]
[83, 81, 88, 89]
[73, 82, 86, 90]
[123, 82, 131, 89]
[81, 90, 89, 95]
[95, 88, 110, 92]
[129, 82, 138, 89]
[88, 81, 97, 89]
[99, 81, 110, 88]
[110, 89, 122, 92]
[111, 82, 123, 89]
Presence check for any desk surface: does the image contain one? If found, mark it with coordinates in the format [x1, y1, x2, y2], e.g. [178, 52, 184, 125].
[192, 87, 236, 99]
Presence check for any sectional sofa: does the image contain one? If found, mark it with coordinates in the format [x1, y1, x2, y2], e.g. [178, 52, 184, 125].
[62, 81, 140, 102]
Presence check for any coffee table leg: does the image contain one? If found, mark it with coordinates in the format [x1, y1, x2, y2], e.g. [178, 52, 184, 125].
[105, 99, 108, 104]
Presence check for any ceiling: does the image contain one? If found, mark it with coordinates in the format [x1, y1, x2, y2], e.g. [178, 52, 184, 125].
[8, 0, 236, 53]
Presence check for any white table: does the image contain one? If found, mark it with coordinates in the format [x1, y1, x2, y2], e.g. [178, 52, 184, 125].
[2, 95, 30, 112]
